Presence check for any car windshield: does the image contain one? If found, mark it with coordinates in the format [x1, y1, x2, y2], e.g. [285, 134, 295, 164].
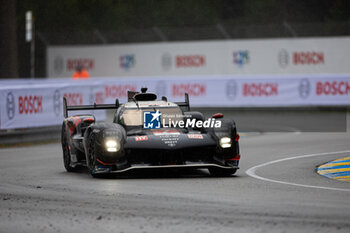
[121, 107, 183, 126]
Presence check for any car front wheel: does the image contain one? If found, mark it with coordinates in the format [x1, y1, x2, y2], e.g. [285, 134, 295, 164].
[61, 123, 77, 172]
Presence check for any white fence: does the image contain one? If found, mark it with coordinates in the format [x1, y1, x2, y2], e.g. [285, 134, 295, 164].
[1, 75, 349, 130]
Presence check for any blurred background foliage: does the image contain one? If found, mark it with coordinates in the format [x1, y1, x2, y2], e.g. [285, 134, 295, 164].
[16, 0, 350, 31]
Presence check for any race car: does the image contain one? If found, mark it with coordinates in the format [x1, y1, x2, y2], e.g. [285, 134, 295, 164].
[61, 88, 240, 177]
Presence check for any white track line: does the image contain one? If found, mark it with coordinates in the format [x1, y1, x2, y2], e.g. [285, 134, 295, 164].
[246, 150, 350, 192]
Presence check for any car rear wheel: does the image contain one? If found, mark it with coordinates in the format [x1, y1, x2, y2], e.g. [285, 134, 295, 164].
[208, 167, 237, 177]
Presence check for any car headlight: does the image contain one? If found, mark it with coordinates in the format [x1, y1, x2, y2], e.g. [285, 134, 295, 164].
[105, 140, 120, 152]
[219, 137, 232, 148]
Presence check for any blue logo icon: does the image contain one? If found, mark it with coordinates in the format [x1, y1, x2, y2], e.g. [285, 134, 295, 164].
[233, 50, 250, 67]
[143, 110, 161, 129]
[120, 54, 135, 70]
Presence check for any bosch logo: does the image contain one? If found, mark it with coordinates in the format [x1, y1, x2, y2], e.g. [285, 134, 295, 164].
[89, 88, 104, 105]
[161, 53, 172, 71]
[293, 52, 324, 65]
[105, 85, 137, 98]
[53, 90, 61, 116]
[6, 92, 15, 120]
[176, 55, 205, 68]
[156, 81, 167, 97]
[54, 56, 64, 75]
[316, 81, 350, 96]
[64, 93, 83, 106]
[243, 83, 278, 97]
[226, 80, 237, 100]
[89, 88, 94, 105]
[278, 49, 289, 68]
[67, 58, 94, 72]
[18, 95, 43, 114]
[299, 79, 311, 99]
[172, 83, 206, 97]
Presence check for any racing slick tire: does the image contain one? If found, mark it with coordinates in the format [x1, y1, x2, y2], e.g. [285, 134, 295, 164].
[208, 167, 237, 177]
[86, 132, 105, 178]
[61, 123, 78, 172]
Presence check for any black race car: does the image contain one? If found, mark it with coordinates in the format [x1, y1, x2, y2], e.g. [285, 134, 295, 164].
[61, 88, 240, 177]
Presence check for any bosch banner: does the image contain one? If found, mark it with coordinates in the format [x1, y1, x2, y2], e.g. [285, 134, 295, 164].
[0, 82, 106, 130]
[0, 75, 349, 130]
[47, 37, 350, 77]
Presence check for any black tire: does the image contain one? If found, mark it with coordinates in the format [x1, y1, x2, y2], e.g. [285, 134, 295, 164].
[86, 133, 103, 178]
[61, 123, 77, 172]
[208, 167, 237, 177]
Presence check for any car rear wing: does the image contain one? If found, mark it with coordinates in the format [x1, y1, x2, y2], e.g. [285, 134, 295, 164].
[63, 97, 120, 118]
[175, 93, 190, 112]
[63, 92, 190, 118]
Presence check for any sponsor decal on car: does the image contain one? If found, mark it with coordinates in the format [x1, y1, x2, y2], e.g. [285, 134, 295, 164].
[135, 136, 148, 141]
[187, 134, 204, 139]
[160, 134, 179, 147]
[94, 165, 111, 173]
[152, 129, 180, 135]
[151, 130, 180, 147]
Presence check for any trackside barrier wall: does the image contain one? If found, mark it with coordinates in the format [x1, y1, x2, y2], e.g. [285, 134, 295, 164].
[47, 37, 350, 77]
[0, 75, 350, 130]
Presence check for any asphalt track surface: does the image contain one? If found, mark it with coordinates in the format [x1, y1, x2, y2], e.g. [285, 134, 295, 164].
[0, 130, 350, 233]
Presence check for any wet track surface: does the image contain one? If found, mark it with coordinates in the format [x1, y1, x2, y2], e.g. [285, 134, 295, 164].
[1, 132, 350, 233]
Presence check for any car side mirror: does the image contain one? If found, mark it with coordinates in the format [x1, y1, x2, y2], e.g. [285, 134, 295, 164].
[212, 113, 223, 119]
